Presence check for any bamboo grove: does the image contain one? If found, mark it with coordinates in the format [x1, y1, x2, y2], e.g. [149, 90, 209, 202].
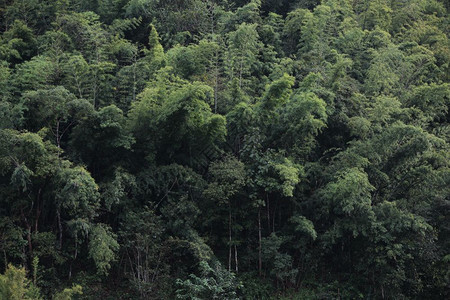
[0, 0, 449, 299]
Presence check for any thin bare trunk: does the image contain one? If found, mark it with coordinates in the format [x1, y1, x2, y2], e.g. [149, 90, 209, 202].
[214, 53, 219, 113]
[21, 247, 27, 267]
[272, 198, 277, 233]
[258, 208, 262, 276]
[57, 209, 62, 249]
[266, 193, 270, 232]
[74, 73, 83, 99]
[26, 227, 32, 259]
[132, 52, 137, 102]
[21, 209, 33, 261]
[234, 244, 238, 273]
[93, 76, 97, 108]
[56, 119, 61, 159]
[35, 188, 41, 232]
[239, 59, 243, 89]
[69, 238, 77, 280]
[228, 205, 232, 272]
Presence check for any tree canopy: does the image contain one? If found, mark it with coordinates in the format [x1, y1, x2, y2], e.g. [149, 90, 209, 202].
[0, 0, 448, 299]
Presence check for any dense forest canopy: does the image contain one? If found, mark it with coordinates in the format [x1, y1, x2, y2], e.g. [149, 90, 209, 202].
[0, 0, 449, 299]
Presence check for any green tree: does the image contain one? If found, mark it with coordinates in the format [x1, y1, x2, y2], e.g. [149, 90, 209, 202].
[203, 156, 246, 272]
[225, 22, 262, 92]
[0, 264, 42, 300]
[176, 261, 241, 300]
[52, 285, 82, 300]
[88, 224, 119, 276]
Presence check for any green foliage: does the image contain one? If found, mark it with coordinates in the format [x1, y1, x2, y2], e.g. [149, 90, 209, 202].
[12, 55, 56, 92]
[278, 91, 328, 156]
[260, 74, 295, 111]
[321, 167, 374, 216]
[290, 215, 317, 240]
[225, 22, 262, 92]
[10, 164, 33, 192]
[204, 155, 246, 203]
[119, 207, 171, 298]
[56, 166, 100, 221]
[52, 285, 82, 300]
[0, 0, 448, 299]
[0, 264, 42, 300]
[0, 217, 26, 266]
[88, 224, 119, 276]
[261, 233, 297, 286]
[128, 75, 226, 167]
[0, 20, 36, 63]
[175, 261, 241, 300]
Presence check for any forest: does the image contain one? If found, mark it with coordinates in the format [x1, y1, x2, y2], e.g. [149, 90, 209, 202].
[0, 0, 449, 299]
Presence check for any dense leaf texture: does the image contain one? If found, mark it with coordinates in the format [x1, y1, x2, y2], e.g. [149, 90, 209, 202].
[0, 0, 448, 299]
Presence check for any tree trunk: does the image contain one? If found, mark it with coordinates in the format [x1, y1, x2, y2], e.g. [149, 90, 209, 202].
[26, 226, 32, 261]
[234, 244, 238, 273]
[57, 209, 63, 249]
[132, 51, 137, 102]
[214, 53, 219, 113]
[75, 73, 83, 98]
[258, 208, 262, 276]
[266, 193, 270, 232]
[35, 188, 42, 232]
[272, 198, 277, 233]
[69, 238, 78, 280]
[228, 205, 232, 272]
[239, 59, 243, 89]
[56, 119, 61, 159]
[21, 209, 33, 262]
